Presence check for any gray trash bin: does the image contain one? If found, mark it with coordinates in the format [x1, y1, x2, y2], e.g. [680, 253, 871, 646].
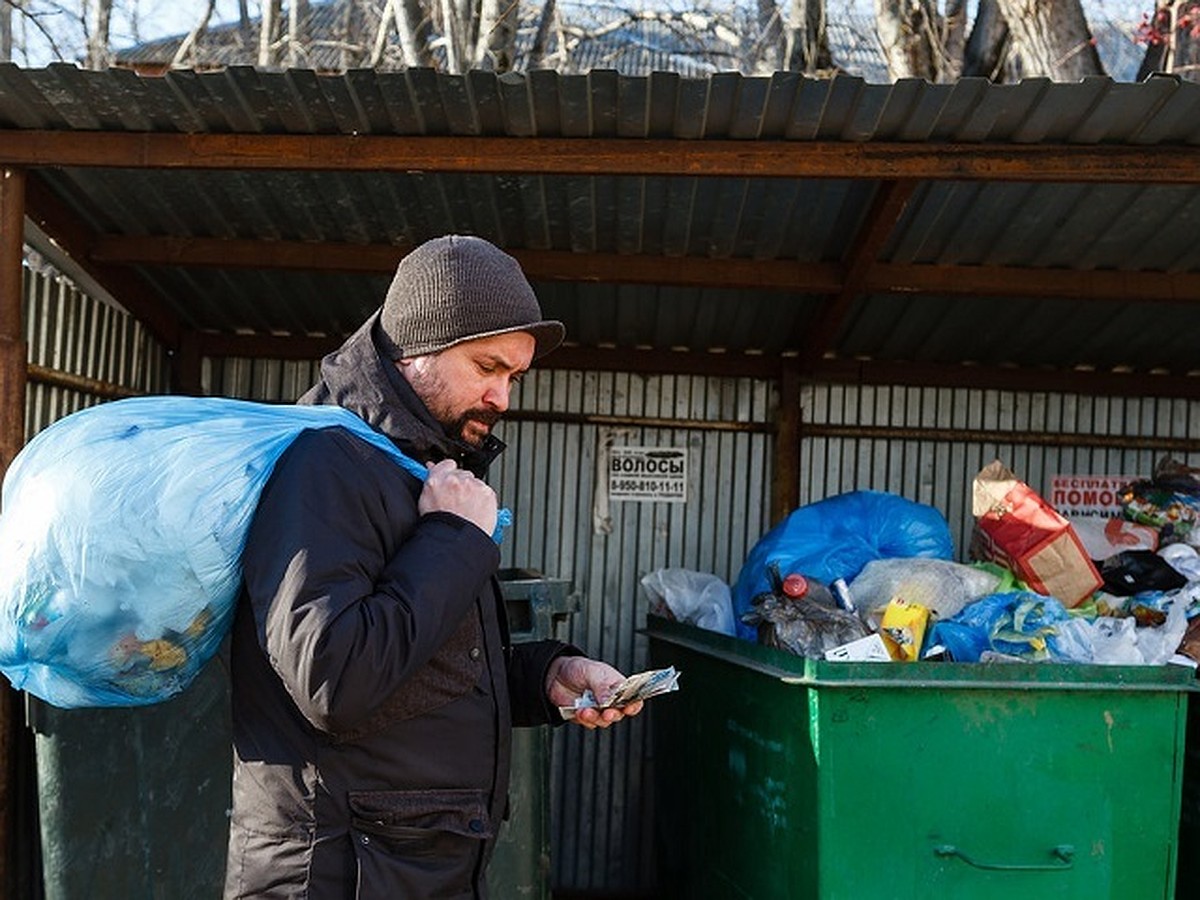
[489, 569, 580, 900]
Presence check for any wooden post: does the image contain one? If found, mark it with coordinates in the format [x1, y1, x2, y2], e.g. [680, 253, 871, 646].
[0, 167, 25, 473]
[173, 329, 203, 396]
[0, 165, 27, 900]
[770, 360, 802, 526]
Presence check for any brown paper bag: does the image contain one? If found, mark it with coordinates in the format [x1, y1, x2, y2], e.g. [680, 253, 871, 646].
[970, 460, 1103, 608]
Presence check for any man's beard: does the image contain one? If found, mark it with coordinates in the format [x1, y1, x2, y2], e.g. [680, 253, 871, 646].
[408, 363, 500, 446]
[447, 407, 501, 445]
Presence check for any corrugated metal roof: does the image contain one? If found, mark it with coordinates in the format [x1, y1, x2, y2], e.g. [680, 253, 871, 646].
[3, 64, 1200, 390]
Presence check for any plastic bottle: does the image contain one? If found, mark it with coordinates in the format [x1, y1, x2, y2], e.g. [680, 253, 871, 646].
[780, 571, 837, 610]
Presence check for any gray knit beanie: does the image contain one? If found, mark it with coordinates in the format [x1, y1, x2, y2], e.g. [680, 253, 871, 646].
[378, 235, 565, 360]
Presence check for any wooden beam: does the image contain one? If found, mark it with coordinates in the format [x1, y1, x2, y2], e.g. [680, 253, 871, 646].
[92, 235, 412, 274]
[23, 176, 181, 349]
[802, 179, 917, 370]
[816, 358, 1200, 400]
[192, 327, 1200, 396]
[92, 234, 1200, 302]
[90, 236, 847, 293]
[865, 262, 1200, 303]
[195, 330, 787, 378]
[5, 132, 1200, 183]
[195, 331, 341, 361]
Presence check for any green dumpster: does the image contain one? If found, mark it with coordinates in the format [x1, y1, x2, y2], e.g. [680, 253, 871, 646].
[29, 570, 577, 900]
[29, 656, 231, 900]
[646, 616, 1194, 900]
[490, 569, 580, 900]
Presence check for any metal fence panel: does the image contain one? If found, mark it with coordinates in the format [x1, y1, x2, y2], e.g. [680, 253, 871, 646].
[800, 383, 1200, 557]
[23, 265, 169, 438]
[494, 368, 776, 894]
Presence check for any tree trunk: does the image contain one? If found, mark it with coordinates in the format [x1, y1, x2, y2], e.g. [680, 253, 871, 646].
[439, 0, 464, 72]
[752, 0, 784, 73]
[397, 0, 436, 67]
[1137, 1, 1200, 83]
[239, 0, 252, 47]
[258, 0, 282, 67]
[287, 0, 310, 67]
[940, 0, 967, 81]
[0, 0, 12, 63]
[874, 0, 939, 80]
[993, 0, 1104, 80]
[86, 0, 113, 69]
[784, 0, 832, 74]
[528, 0, 558, 69]
[963, 0, 1011, 79]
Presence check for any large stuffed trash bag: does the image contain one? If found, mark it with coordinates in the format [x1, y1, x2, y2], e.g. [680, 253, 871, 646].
[732, 490, 955, 641]
[0, 396, 433, 709]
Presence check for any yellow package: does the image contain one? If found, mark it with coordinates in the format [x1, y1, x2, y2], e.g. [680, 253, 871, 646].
[879, 597, 929, 662]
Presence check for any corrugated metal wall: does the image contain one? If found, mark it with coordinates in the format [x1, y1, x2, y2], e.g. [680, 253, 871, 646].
[801, 383, 1200, 557]
[23, 264, 170, 435]
[202, 356, 321, 403]
[197, 358, 1200, 898]
[494, 369, 777, 894]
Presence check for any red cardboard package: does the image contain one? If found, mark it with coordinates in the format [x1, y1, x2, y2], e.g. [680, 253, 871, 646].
[970, 460, 1103, 608]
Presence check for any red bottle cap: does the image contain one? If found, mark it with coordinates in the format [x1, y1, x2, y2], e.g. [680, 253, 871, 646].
[781, 574, 808, 598]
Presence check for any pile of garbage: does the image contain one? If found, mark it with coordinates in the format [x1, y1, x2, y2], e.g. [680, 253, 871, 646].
[643, 458, 1200, 667]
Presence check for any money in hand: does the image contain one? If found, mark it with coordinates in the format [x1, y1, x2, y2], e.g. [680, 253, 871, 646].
[559, 666, 681, 719]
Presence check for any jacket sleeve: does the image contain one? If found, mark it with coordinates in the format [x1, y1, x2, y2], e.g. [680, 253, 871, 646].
[505, 640, 585, 727]
[241, 428, 500, 735]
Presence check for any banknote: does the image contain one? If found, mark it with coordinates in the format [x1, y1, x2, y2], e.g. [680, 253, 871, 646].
[559, 665, 681, 719]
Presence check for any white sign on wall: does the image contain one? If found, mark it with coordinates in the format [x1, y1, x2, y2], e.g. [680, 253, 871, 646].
[1049, 474, 1139, 518]
[608, 446, 688, 502]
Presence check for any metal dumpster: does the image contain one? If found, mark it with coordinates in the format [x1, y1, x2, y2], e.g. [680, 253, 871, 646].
[29, 569, 578, 900]
[646, 616, 1194, 900]
[29, 656, 231, 900]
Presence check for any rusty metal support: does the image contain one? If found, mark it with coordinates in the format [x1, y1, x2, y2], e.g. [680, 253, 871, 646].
[0, 164, 28, 900]
[770, 361, 802, 525]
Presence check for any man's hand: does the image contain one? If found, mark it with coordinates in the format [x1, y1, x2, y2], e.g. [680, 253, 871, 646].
[418, 459, 498, 537]
[545, 656, 645, 730]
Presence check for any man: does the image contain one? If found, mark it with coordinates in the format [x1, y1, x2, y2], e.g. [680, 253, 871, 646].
[224, 235, 642, 899]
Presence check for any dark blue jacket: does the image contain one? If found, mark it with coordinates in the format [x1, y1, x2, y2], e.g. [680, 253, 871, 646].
[223, 312, 574, 899]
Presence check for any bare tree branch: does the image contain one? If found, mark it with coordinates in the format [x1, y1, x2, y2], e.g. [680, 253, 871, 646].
[172, 0, 217, 68]
[528, 0, 557, 69]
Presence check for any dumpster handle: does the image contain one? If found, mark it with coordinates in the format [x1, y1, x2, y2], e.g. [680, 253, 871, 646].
[934, 843, 1074, 871]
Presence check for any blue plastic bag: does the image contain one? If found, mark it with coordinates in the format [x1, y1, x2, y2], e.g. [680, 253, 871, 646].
[927, 591, 1086, 663]
[0, 396, 500, 709]
[732, 490, 954, 641]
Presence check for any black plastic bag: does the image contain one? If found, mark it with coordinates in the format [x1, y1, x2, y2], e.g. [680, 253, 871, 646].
[1099, 550, 1188, 597]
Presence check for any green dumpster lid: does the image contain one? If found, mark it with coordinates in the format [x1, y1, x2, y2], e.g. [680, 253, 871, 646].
[643, 615, 1198, 692]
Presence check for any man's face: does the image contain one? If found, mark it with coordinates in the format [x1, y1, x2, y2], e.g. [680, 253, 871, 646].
[398, 330, 536, 446]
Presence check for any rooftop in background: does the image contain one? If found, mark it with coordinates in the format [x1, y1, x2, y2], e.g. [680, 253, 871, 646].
[113, 0, 1149, 83]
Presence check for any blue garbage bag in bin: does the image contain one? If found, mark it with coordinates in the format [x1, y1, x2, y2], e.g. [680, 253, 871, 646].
[732, 490, 955, 641]
[0, 396, 493, 709]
